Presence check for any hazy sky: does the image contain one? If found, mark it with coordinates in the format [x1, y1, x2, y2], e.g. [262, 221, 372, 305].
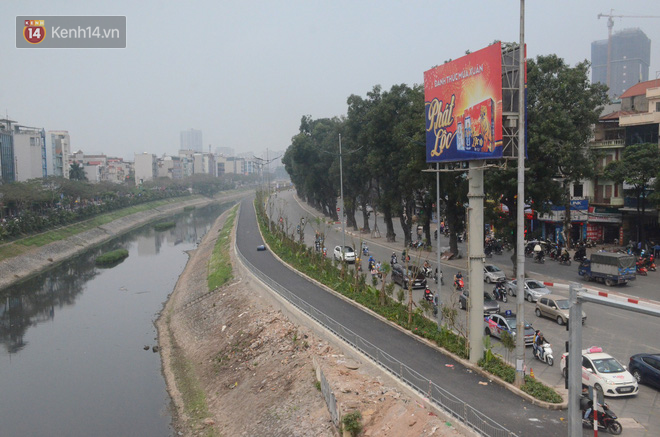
[3, 1, 659, 161]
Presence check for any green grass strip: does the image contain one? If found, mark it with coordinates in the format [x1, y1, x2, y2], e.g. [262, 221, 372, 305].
[207, 205, 238, 291]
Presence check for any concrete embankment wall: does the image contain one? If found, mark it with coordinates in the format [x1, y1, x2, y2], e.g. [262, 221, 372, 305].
[0, 192, 247, 290]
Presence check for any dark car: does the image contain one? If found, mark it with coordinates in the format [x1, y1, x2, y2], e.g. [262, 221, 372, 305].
[459, 290, 500, 315]
[391, 263, 427, 289]
[629, 353, 660, 389]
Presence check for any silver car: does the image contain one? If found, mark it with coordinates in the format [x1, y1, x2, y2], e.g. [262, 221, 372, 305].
[484, 264, 506, 283]
[505, 279, 551, 302]
[333, 245, 356, 263]
[535, 294, 586, 325]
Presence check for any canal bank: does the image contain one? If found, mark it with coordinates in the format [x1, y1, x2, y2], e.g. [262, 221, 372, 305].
[0, 191, 248, 291]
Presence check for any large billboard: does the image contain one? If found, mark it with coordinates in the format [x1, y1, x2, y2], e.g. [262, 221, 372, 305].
[424, 43, 503, 163]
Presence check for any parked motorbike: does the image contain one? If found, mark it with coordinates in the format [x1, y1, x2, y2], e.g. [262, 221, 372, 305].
[581, 403, 622, 435]
[492, 281, 507, 303]
[533, 342, 554, 366]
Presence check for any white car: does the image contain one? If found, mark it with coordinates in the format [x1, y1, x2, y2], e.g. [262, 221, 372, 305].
[505, 279, 551, 303]
[333, 245, 356, 263]
[483, 264, 506, 283]
[560, 346, 638, 397]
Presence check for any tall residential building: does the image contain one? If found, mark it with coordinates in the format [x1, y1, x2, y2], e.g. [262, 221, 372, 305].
[180, 129, 203, 152]
[592, 28, 652, 99]
[49, 131, 71, 178]
[13, 125, 47, 181]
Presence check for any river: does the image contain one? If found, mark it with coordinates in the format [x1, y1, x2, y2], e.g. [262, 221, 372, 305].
[0, 201, 233, 437]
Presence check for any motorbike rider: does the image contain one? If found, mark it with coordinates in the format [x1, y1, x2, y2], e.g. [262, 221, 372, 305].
[533, 242, 543, 262]
[390, 252, 397, 265]
[493, 280, 506, 300]
[424, 287, 434, 302]
[454, 271, 464, 289]
[581, 386, 594, 422]
[534, 331, 547, 360]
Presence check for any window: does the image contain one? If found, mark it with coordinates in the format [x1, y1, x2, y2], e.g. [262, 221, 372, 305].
[573, 184, 583, 197]
[656, 102, 660, 113]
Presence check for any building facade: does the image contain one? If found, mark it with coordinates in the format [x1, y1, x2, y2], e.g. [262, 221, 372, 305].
[49, 131, 71, 178]
[134, 153, 157, 185]
[0, 119, 16, 183]
[13, 125, 47, 181]
[591, 28, 651, 99]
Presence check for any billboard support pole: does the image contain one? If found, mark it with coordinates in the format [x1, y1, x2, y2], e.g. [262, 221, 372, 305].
[436, 163, 442, 331]
[468, 160, 485, 363]
[514, 0, 526, 387]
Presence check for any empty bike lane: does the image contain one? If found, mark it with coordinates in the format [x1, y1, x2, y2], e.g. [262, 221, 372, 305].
[236, 195, 567, 436]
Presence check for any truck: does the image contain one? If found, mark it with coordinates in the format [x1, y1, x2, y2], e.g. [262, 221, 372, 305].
[578, 252, 636, 286]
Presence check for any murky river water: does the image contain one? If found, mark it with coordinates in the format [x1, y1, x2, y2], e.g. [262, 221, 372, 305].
[0, 202, 233, 437]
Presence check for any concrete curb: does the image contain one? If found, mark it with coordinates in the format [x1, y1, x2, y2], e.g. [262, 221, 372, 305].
[256, 197, 567, 411]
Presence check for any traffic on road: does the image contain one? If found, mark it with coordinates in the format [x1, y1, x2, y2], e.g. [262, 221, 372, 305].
[272, 189, 660, 435]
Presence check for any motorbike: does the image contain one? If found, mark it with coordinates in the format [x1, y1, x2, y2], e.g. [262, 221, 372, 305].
[433, 268, 444, 285]
[581, 403, 623, 435]
[421, 263, 433, 278]
[558, 253, 572, 266]
[641, 254, 656, 271]
[484, 245, 493, 258]
[636, 260, 648, 276]
[533, 342, 554, 366]
[492, 281, 507, 303]
[534, 251, 545, 264]
[423, 288, 438, 316]
[362, 244, 369, 256]
[573, 246, 587, 261]
[454, 277, 465, 292]
[390, 255, 398, 266]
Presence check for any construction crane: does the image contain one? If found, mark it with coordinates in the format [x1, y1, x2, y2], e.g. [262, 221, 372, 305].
[597, 10, 660, 92]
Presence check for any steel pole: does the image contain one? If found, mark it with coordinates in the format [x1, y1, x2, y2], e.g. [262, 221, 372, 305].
[514, 0, 526, 387]
[436, 163, 442, 330]
[339, 134, 345, 251]
[468, 160, 485, 363]
[568, 283, 584, 436]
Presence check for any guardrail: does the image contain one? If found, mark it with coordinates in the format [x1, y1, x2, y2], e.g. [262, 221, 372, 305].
[236, 244, 518, 437]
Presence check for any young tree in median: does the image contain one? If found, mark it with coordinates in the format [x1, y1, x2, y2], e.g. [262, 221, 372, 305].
[605, 143, 660, 244]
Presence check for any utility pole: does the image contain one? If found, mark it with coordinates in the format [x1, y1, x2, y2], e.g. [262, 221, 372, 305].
[514, 0, 527, 387]
[339, 134, 346, 251]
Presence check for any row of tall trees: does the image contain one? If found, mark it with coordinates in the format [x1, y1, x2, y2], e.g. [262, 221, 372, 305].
[283, 49, 660, 267]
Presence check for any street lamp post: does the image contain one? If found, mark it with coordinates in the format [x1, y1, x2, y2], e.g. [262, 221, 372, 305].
[339, 134, 346, 251]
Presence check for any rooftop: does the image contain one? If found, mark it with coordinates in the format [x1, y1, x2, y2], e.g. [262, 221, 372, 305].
[620, 78, 660, 99]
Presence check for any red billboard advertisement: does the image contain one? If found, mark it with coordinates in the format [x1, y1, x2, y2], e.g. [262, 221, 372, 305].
[424, 42, 503, 162]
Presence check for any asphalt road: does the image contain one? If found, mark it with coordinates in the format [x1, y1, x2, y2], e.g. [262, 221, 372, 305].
[236, 194, 568, 436]
[273, 189, 660, 436]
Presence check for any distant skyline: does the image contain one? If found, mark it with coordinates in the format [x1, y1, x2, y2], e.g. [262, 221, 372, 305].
[3, 1, 659, 161]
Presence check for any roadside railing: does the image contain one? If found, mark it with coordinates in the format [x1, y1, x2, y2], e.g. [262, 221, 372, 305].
[236, 245, 518, 437]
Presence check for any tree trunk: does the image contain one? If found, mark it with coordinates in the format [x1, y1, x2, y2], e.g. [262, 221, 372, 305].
[360, 198, 370, 233]
[384, 207, 396, 242]
[563, 183, 572, 249]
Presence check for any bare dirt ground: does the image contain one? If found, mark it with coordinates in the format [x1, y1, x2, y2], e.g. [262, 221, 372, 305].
[157, 208, 469, 437]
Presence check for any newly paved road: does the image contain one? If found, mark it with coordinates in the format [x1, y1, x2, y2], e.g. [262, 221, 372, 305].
[236, 195, 567, 436]
[272, 188, 659, 436]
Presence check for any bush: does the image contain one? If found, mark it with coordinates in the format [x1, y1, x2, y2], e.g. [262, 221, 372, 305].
[342, 410, 363, 437]
[154, 221, 176, 231]
[95, 248, 129, 266]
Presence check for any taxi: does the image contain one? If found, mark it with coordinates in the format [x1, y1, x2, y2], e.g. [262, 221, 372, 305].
[560, 346, 638, 397]
[483, 310, 534, 345]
